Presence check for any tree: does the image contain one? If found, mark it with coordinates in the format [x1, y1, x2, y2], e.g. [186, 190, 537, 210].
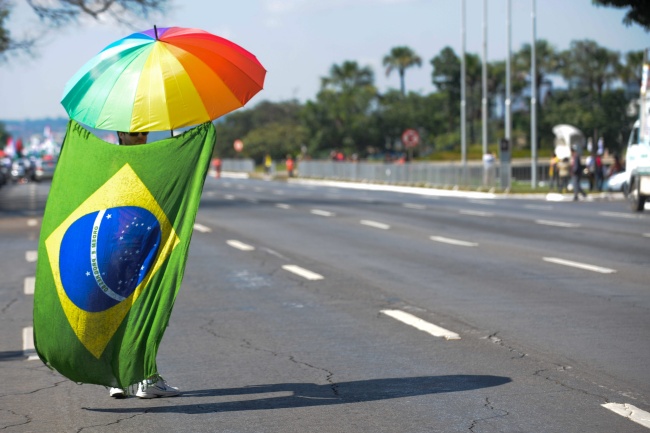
[559, 40, 620, 101]
[383, 46, 422, 96]
[592, 0, 650, 31]
[0, 0, 168, 62]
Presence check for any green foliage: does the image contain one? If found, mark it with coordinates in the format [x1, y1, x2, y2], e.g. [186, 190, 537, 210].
[592, 0, 650, 31]
[211, 39, 641, 164]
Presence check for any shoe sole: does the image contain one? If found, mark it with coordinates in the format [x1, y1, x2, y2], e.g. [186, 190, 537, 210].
[136, 392, 181, 399]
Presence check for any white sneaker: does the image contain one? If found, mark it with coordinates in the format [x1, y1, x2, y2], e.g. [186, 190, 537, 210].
[136, 376, 181, 399]
[109, 387, 126, 398]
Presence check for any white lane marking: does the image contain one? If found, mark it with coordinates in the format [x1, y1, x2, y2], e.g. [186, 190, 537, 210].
[360, 220, 390, 230]
[193, 223, 212, 233]
[644, 233, 650, 238]
[381, 309, 461, 340]
[602, 403, 650, 429]
[247, 198, 259, 204]
[227, 240, 255, 251]
[599, 211, 638, 219]
[224, 194, 235, 200]
[543, 257, 616, 274]
[276, 203, 292, 209]
[282, 265, 324, 281]
[430, 236, 478, 247]
[311, 209, 335, 217]
[254, 187, 264, 192]
[460, 209, 493, 217]
[273, 190, 285, 195]
[535, 219, 581, 228]
[25, 251, 38, 262]
[27, 219, 38, 227]
[403, 203, 426, 210]
[527, 204, 554, 210]
[469, 199, 495, 206]
[23, 327, 39, 360]
[24, 277, 35, 295]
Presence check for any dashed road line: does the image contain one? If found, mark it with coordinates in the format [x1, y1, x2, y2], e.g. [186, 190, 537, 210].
[602, 403, 650, 429]
[311, 209, 335, 217]
[282, 265, 324, 281]
[193, 223, 212, 233]
[224, 194, 235, 200]
[644, 233, 650, 238]
[381, 309, 461, 340]
[227, 240, 255, 251]
[468, 199, 495, 206]
[430, 236, 478, 247]
[276, 203, 292, 209]
[24, 277, 35, 295]
[360, 220, 390, 230]
[543, 257, 616, 274]
[26, 250, 38, 262]
[525, 204, 554, 210]
[27, 219, 38, 227]
[460, 209, 493, 217]
[599, 211, 639, 219]
[535, 219, 581, 228]
[403, 203, 426, 210]
[23, 327, 39, 361]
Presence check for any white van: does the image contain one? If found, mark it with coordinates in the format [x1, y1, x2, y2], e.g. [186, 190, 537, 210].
[625, 120, 650, 211]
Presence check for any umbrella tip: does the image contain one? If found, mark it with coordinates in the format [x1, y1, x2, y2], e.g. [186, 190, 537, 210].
[154, 25, 158, 40]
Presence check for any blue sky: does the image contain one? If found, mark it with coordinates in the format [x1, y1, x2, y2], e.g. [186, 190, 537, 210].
[1, 0, 648, 121]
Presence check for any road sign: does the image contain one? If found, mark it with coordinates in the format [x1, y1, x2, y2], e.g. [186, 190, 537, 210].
[401, 129, 420, 148]
[233, 139, 244, 152]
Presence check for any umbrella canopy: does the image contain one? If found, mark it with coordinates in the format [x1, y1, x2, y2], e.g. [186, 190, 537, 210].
[62, 26, 266, 132]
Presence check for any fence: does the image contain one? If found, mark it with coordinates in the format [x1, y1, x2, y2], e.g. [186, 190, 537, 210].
[297, 160, 551, 189]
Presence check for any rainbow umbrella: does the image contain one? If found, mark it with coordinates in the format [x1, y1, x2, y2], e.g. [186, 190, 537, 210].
[61, 26, 266, 132]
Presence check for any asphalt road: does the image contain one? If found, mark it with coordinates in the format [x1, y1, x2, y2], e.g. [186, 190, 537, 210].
[1, 177, 649, 432]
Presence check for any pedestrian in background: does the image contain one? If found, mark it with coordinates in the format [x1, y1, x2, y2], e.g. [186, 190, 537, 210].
[571, 147, 587, 201]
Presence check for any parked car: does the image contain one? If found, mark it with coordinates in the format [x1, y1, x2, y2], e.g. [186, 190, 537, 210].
[604, 171, 627, 192]
[34, 157, 57, 181]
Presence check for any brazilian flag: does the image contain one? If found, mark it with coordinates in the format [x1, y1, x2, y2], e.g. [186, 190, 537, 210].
[33, 120, 215, 388]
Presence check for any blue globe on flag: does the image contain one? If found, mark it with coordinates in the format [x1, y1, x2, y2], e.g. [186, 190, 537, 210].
[59, 206, 162, 312]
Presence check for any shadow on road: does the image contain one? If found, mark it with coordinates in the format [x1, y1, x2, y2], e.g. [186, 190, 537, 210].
[85, 375, 511, 413]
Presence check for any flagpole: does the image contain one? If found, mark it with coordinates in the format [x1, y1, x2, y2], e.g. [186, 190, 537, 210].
[482, 0, 488, 158]
[461, 0, 467, 172]
[531, 0, 538, 189]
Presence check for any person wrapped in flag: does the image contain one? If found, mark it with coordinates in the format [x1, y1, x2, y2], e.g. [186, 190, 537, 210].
[33, 26, 264, 398]
[33, 120, 216, 396]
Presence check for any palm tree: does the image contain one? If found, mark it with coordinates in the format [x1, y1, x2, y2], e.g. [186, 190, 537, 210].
[383, 46, 422, 96]
[321, 60, 375, 94]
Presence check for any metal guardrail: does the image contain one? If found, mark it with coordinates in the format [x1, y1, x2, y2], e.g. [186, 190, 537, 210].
[221, 158, 255, 172]
[297, 160, 552, 189]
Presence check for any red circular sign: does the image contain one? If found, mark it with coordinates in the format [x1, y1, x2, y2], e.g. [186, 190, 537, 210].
[401, 129, 420, 148]
[233, 139, 244, 152]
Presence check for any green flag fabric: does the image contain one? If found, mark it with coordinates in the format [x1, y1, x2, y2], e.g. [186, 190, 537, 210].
[34, 120, 216, 388]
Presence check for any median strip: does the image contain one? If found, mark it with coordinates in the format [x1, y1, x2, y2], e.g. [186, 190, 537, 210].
[381, 309, 460, 340]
